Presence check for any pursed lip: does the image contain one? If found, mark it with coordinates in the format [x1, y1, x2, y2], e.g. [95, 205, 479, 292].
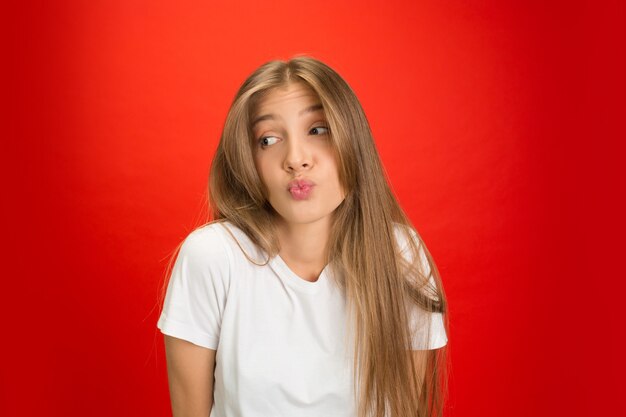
[287, 178, 316, 190]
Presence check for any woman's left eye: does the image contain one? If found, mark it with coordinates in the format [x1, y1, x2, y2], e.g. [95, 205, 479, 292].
[310, 126, 329, 135]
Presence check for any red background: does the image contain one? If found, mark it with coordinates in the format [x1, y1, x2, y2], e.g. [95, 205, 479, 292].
[3, 1, 624, 416]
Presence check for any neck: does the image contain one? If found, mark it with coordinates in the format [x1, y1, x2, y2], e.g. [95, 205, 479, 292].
[274, 216, 331, 267]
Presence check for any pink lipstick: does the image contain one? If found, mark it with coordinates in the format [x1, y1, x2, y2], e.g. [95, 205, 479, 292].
[287, 179, 316, 200]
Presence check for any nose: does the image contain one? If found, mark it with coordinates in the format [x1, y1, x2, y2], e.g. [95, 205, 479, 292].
[283, 134, 312, 173]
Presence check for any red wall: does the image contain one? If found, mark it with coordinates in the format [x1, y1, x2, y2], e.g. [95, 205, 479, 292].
[3, 1, 624, 416]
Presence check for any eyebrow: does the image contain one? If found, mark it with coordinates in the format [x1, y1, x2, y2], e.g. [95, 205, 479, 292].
[251, 103, 324, 128]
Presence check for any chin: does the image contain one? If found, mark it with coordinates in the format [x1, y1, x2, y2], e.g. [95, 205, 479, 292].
[274, 208, 334, 225]
[284, 214, 328, 225]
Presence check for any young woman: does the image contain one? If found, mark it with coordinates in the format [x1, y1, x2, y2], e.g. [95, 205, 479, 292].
[157, 56, 449, 417]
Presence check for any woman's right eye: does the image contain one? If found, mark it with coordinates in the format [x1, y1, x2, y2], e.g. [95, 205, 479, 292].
[259, 136, 279, 148]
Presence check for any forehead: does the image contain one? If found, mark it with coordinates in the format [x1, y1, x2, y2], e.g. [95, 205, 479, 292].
[252, 82, 321, 115]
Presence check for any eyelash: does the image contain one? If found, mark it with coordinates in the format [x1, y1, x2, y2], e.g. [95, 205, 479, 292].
[258, 126, 330, 149]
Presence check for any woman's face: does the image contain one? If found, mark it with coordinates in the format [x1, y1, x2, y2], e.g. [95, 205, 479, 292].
[251, 82, 346, 228]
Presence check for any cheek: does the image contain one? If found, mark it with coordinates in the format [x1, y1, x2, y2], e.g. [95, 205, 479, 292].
[253, 155, 269, 179]
[254, 157, 280, 191]
[320, 152, 341, 180]
[253, 160, 270, 197]
[319, 159, 344, 196]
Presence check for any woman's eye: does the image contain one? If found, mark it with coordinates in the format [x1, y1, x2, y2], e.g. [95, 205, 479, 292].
[310, 126, 329, 135]
[259, 136, 279, 148]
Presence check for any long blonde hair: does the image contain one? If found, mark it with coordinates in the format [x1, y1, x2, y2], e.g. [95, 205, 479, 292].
[164, 55, 449, 417]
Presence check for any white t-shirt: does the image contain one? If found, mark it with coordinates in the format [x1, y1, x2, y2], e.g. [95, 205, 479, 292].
[157, 221, 447, 417]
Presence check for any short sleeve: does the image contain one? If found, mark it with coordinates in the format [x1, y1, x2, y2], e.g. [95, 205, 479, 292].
[394, 224, 448, 350]
[156, 226, 231, 350]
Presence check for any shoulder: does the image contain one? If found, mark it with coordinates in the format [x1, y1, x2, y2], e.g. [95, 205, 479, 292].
[181, 221, 231, 255]
[392, 222, 421, 252]
[392, 222, 432, 275]
[174, 221, 236, 275]
[179, 220, 267, 267]
[211, 220, 269, 265]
